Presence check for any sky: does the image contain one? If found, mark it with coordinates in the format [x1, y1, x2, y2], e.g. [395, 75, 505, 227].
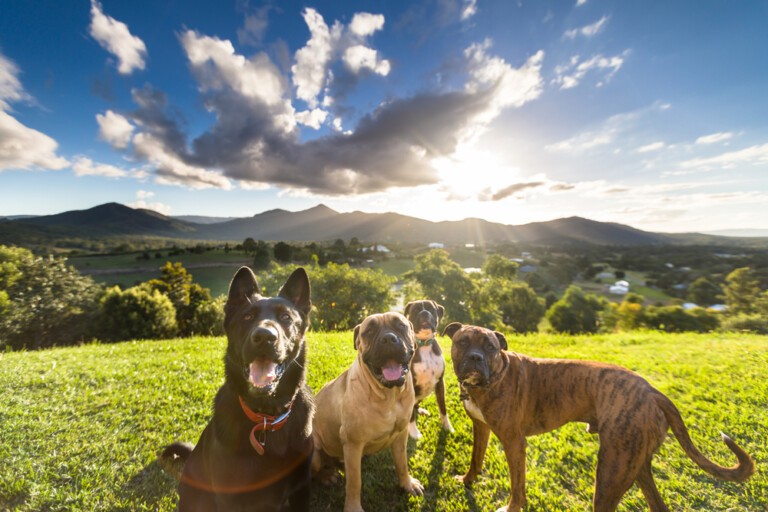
[1, 0, 767, 233]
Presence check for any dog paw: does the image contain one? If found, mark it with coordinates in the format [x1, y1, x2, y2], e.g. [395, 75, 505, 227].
[495, 507, 509, 512]
[402, 476, 424, 496]
[417, 407, 430, 416]
[454, 474, 474, 487]
[408, 422, 422, 440]
[441, 416, 455, 433]
[315, 467, 341, 486]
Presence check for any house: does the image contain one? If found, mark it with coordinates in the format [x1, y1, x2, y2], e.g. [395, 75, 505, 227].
[428, 242, 445, 249]
[609, 284, 629, 295]
[518, 265, 538, 274]
[615, 280, 630, 288]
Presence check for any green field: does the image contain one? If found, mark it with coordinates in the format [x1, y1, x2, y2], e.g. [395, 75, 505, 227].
[2, 332, 765, 511]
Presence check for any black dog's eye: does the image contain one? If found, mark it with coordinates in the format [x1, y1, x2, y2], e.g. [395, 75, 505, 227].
[279, 312, 292, 323]
[244, 313, 253, 321]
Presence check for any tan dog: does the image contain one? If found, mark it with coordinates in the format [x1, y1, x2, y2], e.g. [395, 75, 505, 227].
[312, 312, 424, 512]
[444, 322, 755, 512]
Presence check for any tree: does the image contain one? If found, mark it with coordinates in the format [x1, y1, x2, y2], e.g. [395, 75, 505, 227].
[687, 276, 721, 307]
[242, 237, 257, 255]
[274, 241, 294, 263]
[546, 286, 606, 334]
[144, 262, 212, 336]
[482, 254, 519, 281]
[0, 246, 102, 350]
[402, 249, 475, 324]
[497, 282, 545, 334]
[722, 267, 761, 315]
[252, 240, 272, 270]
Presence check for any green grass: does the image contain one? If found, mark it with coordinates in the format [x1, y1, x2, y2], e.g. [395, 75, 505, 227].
[1, 332, 766, 511]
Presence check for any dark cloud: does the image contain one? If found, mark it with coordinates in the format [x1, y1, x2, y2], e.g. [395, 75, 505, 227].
[482, 181, 546, 201]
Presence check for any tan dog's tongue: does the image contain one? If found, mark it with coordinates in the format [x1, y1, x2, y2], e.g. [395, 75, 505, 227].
[249, 359, 278, 387]
[381, 360, 403, 381]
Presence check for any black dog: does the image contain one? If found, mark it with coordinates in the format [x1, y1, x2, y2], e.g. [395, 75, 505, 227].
[159, 267, 314, 511]
[403, 300, 453, 440]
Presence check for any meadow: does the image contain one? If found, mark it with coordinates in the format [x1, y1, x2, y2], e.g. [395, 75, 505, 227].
[1, 331, 765, 511]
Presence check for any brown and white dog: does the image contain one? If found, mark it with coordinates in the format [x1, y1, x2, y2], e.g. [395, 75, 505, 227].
[403, 300, 453, 439]
[444, 322, 755, 512]
[311, 312, 424, 512]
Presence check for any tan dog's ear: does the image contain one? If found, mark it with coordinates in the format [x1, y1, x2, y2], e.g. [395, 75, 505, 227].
[493, 331, 508, 351]
[442, 322, 463, 339]
[353, 324, 361, 350]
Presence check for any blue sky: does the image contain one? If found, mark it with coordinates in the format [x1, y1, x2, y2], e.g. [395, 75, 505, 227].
[1, 1, 767, 233]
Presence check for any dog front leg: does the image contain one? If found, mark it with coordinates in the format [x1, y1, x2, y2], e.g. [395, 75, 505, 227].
[457, 418, 491, 486]
[435, 377, 454, 433]
[499, 435, 527, 512]
[342, 442, 366, 512]
[391, 428, 424, 496]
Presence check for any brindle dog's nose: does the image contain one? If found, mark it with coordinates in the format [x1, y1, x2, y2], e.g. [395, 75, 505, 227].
[468, 352, 484, 363]
[382, 332, 400, 344]
[251, 326, 278, 345]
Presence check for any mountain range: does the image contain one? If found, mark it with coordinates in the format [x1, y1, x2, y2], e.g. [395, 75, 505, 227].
[1, 202, 766, 248]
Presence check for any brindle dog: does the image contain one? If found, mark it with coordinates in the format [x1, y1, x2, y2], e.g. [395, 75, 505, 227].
[159, 267, 314, 511]
[444, 322, 755, 512]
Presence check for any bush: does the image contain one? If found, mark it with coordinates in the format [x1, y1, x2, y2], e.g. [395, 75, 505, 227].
[188, 295, 226, 336]
[720, 313, 768, 334]
[497, 282, 545, 334]
[1, 246, 102, 350]
[643, 305, 719, 333]
[98, 286, 178, 342]
[403, 249, 475, 324]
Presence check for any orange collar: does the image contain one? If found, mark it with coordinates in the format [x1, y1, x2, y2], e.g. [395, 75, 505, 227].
[238, 396, 293, 455]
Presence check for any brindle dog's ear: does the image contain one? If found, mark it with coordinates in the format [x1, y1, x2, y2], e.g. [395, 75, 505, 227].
[493, 331, 508, 351]
[228, 266, 260, 304]
[442, 322, 463, 339]
[353, 324, 361, 350]
[403, 301, 414, 317]
[278, 267, 312, 315]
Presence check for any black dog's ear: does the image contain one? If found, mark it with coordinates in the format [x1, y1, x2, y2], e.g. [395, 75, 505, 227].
[442, 322, 463, 339]
[403, 301, 414, 317]
[353, 324, 361, 350]
[228, 266, 260, 304]
[493, 331, 508, 351]
[278, 267, 311, 315]
[435, 303, 445, 322]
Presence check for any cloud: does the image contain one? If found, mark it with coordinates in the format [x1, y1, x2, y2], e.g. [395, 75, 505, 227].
[481, 181, 546, 201]
[0, 51, 68, 172]
[636, 141, 665, 153]
[291, 8, 336, 108]
[342, 45, 391, 75]
[461, 0, 478, 20]
[695, 132, 734, 145]
[295, 108, 328, 129]
[681, 143, 768, 170]
[576, 0, 588, 6]
[71, 156, 146, 179]
[88, 0, 147, 74]
[96, 110, 135, 149]
[349, 12, 385, 37]
[564, 15, 609, 39]
[128, 190, 172, 215]
[237, 4, 273, 47]
[553, 51, 628, 89]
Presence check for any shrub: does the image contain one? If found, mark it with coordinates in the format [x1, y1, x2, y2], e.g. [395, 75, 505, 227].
[403, 249, 475, 324]
[98, 286, 178, 342]
[497, 282, 545, 334]
[720, 313, 768, 334]
[546, 286, 606, 334]
[643, 305, 719, 333]
[188, 295, 226, 336]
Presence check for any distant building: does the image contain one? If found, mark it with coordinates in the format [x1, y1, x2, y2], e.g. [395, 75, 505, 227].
[597, 272, 614, 279]
[709, 304, 728, 312]
[682, 302, 699, 310]
[463, 267, 482, 274]
[510, 258, 525, 263]
[615, 280, 630, 288]
[428, 242, 445, 249]
[609, 284, 629, 295]
[518, 265, 538, 274]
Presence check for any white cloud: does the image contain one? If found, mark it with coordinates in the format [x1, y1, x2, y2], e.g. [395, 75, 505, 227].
[695, 132, 734, 145]
[461, 0, 478, 20]
[96, 110, 134, 149]
[553, 51, 628, 89]
[295, 108, 329, 129]
[637, 141, 665, 153]
[133, 133, 232, 189]
[291, 8, 336, 108]
[71, 156, 146, 179]
[576, 0, 588, 6]
[0, 52, 68, 172]
[128, 190, 172, 215]
[88, 0, 147, 75]
[349, 12, 385, 37]
[681, 143, 768, 170]
[342, 45, 391, 75]
[564, 15, 609, 39]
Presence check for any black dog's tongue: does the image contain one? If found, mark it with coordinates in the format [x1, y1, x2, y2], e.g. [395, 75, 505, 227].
[381, 360, 404, 382]
[249, 358, 278, 388]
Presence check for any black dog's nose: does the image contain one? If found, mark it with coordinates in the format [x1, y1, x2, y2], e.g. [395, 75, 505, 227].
[250, 326, 278, 345]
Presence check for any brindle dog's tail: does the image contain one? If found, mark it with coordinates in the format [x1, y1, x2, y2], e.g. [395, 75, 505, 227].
[654, 391, 755, 482]
[157, 441, 195, 479]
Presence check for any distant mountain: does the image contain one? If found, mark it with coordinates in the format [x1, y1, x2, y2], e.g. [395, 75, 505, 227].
[1, 202, 766, 248]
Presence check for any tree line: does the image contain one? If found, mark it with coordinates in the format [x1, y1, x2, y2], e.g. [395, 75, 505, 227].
[2, 245, 768, 351]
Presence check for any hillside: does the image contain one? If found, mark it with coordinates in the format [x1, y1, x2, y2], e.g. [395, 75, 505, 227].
[2, 202, 766, 248]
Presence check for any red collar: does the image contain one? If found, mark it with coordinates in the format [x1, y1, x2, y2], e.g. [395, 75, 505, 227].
[238, 396, 293, 455]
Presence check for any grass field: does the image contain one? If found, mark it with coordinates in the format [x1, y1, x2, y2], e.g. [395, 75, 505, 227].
[1, 332, 765, 511]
